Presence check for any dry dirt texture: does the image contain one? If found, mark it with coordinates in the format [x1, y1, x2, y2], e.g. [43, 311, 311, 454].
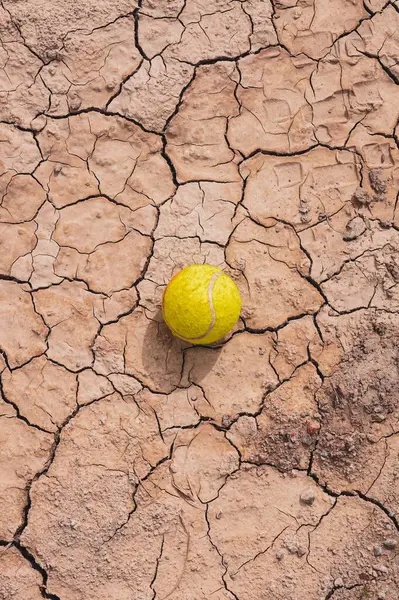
[0, 1, 399, 599]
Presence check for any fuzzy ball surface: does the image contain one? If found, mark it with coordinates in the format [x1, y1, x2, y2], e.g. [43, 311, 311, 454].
[162, 264, 242, 345]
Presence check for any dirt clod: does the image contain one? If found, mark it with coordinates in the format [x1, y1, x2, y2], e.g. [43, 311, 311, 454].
[369, 169, 388, 196]
[382, 538, 397, 550]
[352, 188, 374, 206]
[300, 489, 316, 505]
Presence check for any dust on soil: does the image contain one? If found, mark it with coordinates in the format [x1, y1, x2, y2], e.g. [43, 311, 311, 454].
[0, 1, 399, 599]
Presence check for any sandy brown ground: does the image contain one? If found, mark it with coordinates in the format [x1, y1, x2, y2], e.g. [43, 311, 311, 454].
[0, 0, 399, 599]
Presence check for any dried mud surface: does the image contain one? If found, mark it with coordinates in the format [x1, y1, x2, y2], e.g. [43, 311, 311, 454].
[0, 1, 399, 599]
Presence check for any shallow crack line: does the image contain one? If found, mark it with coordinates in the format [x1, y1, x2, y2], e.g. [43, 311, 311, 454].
[268, 350, 281, 384]
[103, 443, 175, 543]
[204, 505, 240, 600]
[231, 525, 290, 576]
[365, 438, 389, 494]
[304, 498, 338, 572]
[154, 232, 226, 249]
[150, 534, 165, 600]
[160, 513, 191, 600]
[200, 463, 241, 506]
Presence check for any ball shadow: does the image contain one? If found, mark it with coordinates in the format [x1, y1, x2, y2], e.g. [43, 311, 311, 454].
[141, 309, 222, 389]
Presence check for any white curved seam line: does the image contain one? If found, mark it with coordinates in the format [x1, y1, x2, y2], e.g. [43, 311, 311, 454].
[182, 272, 221, 342]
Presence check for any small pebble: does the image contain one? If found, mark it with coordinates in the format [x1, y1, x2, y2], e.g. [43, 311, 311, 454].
[374, 546, 382, 557]
[307, 420, 320, 435]
[334, 578, 344, 587]
[300, 489, 316, 505]
[276, 550, 284, 561]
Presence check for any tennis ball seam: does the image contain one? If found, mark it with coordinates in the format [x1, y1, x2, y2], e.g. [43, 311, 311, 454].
[165, 271, 222, 343]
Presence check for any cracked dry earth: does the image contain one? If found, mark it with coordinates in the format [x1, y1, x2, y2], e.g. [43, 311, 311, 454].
[1, 2, 399, 600]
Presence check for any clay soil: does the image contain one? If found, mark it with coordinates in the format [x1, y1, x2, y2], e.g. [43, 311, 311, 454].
[1, 1, 399, 599]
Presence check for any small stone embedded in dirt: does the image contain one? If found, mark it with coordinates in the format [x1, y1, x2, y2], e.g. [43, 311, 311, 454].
[300, 489, 316, 505]
[374, 546, 383, 556]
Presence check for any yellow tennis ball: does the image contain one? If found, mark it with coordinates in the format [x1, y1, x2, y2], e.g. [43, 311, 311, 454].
[162, 264, 241, 345]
